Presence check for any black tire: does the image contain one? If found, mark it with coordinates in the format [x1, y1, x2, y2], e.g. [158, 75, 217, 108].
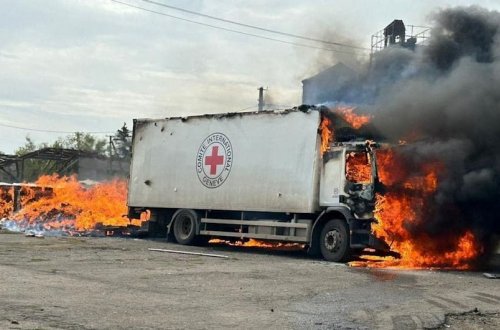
[319, 219, 351, 262]
[172, 209, 198, 245]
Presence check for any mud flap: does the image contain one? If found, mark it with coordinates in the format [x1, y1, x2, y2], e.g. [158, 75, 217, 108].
[348, 218, 370, 247]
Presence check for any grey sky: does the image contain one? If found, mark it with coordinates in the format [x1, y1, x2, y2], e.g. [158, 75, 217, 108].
[1, 0, 499, 153]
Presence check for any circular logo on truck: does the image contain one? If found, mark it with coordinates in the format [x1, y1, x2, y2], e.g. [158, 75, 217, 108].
[196, 133, 233, 188]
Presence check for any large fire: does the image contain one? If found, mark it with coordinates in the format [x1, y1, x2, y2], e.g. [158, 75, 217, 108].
[320, 107, 481, 269]
[357, 149, 481, 269]
[1, 175, 143, 234]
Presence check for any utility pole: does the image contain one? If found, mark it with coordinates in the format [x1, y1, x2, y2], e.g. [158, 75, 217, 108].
[108, 136, 113, 158]
[107, 135, 114, 176]
[258, 86, 266, 112]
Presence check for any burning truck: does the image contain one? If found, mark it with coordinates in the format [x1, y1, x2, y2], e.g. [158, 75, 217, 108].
[2, 7, 496, 269]
[127, 108, 397, 262]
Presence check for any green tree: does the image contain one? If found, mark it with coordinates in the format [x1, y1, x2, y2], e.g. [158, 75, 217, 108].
[113, 123, 131, 159]
[62, 132, 107, 155]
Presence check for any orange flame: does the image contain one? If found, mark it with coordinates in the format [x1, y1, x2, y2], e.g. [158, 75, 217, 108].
[320, 116, 333, 155]
[7, 175, 143, 231]
[345, 151, 372, 183]
[334, 106, 371, 129]
[351, 148, 481, 269]
[209, 238, 303, 250]
[0, 186, 14, 218]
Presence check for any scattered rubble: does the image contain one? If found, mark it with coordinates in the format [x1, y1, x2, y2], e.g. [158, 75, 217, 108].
[0, 217, 144, 238]
[431, 309, 500, 330]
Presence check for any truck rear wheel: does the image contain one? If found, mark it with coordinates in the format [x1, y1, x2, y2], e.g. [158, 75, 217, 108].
[172, 209, 198, 245]
[319, 219, 350, 262]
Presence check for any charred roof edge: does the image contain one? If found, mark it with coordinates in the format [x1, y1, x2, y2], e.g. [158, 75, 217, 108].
[134, 107, 325, 123]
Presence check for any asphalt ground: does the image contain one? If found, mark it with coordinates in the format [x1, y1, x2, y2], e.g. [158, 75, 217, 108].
[0, 231, 499, 329]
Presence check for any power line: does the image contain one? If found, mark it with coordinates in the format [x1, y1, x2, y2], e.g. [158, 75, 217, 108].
[140, 0, 369, 51]
[109, 0, 369, 56]
[0, 122, 113, 134]
[0, 106, 259, 134]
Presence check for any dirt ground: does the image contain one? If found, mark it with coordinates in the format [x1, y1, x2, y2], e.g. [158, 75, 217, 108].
[434, 310, 500, 330]
[0, 231, 499, 330]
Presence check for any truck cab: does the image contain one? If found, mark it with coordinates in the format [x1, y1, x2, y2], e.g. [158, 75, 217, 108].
[311, 141, 390, 261]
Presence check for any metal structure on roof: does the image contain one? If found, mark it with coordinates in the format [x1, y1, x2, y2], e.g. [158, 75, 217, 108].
[0, 148, 98, 182]
[370, 20, 430, 56]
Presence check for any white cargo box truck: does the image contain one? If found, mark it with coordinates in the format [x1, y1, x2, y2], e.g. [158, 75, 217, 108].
[127, 108, 392, 261]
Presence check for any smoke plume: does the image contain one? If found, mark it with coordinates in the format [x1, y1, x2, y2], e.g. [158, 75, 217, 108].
[364, 6, 500, 263]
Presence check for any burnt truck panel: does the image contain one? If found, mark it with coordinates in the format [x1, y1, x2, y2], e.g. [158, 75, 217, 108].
[128, 110, 321, 214]
[319, 149, 345, 207]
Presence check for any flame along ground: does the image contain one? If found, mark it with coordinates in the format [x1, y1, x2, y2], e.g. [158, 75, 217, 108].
[1, 175, 143, 232]
[321, 106, 481, 269]
[209, 238, 304, 250]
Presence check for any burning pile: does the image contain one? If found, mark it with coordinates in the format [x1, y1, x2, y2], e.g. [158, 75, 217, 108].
[0, 175, 143, 236]
[0, 186, 14, 218]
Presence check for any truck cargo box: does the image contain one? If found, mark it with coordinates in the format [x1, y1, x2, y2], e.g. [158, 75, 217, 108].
[128, 109, 321, 213]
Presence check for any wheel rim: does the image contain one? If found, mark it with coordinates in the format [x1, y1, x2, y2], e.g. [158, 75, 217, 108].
[324, 229, 342, 252]
[178, 215, 193, 239]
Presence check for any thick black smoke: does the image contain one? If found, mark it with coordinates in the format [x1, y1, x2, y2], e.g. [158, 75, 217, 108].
[363, 6, 500, 264]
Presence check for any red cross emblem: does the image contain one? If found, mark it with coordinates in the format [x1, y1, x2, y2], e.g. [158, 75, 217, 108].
[205, 146, 224, 175]
[196, 133, 233, 188]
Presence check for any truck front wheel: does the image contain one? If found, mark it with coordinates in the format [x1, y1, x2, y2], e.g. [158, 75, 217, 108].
[319, 219, 350, 262]
[172, 209, 198, 245]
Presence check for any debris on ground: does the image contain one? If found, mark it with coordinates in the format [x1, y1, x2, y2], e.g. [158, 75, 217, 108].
[431, 309, 500, 330]
[148, 248, 229, 259]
